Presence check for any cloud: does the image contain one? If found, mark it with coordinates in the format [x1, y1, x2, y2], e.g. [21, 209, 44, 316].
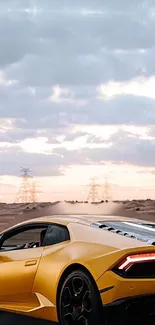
[0, 70, 18, 87]
[2, 1, 155, 87]
[1, 126, 155, 178]
[52, 133, 155, 167]
[48, 85, 87, 105]
[0, 147, 64, 176]
[1, 0, 155, 181]
[0, 127, 38, 143]
[1, 84, 155, 127]
[97, 76, 155, 100]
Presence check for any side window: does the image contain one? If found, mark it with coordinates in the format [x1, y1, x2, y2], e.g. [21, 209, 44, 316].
[43, 224, 70, 247]
[0, 226, 48, 251]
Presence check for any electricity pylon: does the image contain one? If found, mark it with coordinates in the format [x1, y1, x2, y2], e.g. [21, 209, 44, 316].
[87, 177, 100, 202]
[15, 167, 35, 203]
[102, 177, 112, 201]
[31, 180, 38, 203]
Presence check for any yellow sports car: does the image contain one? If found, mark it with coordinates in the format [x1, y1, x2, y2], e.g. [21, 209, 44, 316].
[0, 214, 155, 325]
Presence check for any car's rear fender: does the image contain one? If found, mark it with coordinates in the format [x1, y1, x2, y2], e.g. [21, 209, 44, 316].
[96, 269, 155, 305]
[32, 242, 155, 316]
[88, 245, 155, 281]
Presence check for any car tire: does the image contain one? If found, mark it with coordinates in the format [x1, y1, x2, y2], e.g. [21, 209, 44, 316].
[58, 269, 104, 325]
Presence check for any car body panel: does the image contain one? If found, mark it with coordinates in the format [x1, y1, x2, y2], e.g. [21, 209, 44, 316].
[0, 247, 43, 302]
[0, 214, 154, 322]
[97, 270, 155, 305]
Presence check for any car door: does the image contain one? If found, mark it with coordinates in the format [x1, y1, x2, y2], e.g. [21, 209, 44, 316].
[32, 223, 71, 305]
[0, 223, 48, 303]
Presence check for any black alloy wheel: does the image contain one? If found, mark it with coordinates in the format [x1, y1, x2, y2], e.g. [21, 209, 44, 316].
[58, 270, 103, 325]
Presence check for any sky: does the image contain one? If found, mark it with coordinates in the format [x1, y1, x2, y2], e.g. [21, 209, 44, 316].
[1, 0, 155, 202]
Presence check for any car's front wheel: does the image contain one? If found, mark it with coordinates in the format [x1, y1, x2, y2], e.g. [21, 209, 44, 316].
[58, 269, 103, 325]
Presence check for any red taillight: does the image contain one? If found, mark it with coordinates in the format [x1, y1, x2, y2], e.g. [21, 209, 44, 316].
[117, 253, 155, 271]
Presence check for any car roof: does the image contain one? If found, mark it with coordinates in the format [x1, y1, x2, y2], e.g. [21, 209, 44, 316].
[2, 214, 155, 248]
[7, 214, 155, 229]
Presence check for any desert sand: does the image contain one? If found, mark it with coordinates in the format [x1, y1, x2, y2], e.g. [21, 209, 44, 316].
[0, 199, 155, 232]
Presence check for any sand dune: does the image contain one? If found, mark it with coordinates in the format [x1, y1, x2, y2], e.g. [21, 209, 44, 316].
[0, 199, 155, 231]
